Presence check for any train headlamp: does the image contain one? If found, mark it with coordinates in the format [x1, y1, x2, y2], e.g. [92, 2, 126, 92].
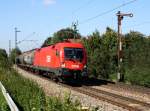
[61, 63, 65, 68]
[84, 65, 87, 68]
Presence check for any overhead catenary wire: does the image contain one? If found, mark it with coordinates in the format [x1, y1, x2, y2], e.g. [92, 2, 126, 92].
[17, 32, 36, 44]
[72, 0, 95, 14]
[124, 21, 150, 28]
[79, 0, 137, 25]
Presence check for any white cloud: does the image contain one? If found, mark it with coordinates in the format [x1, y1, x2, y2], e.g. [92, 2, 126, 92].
[43, 0, 56, 6]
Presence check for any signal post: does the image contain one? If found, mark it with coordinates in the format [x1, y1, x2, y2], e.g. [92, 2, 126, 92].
[116, 11, 133, 82]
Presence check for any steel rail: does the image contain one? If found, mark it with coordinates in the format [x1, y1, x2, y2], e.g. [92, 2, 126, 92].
[82, 86, 150, 107]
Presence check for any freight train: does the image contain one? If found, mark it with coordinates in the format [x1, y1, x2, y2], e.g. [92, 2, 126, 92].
[17, 40, 87, 82]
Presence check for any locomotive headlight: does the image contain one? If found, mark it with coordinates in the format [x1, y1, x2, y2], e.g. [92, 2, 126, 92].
[61, 63, 66, 68]
[84, 65, 87, 68]
[82, 65, 88, 77]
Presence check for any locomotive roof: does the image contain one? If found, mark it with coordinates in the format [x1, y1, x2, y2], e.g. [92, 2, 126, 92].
[22, 48, 36, 54]
[41, 41, 84, 49]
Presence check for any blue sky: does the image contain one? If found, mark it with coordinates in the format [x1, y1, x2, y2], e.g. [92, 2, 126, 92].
[0, 0, 150, 52]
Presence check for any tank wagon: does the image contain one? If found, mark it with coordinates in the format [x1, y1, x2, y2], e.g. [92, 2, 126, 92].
[17, 49, 35, 65]
[17, 41, 87, 82]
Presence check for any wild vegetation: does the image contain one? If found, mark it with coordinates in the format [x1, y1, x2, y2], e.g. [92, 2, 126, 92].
[42, 27, 150, 87]
[9, 48, 21, 64]
[0, 90, 10, 111]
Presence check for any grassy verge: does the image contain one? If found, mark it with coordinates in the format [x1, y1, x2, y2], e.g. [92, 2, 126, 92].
[0, 68, 46, 111]
[0, 89, 10, 111]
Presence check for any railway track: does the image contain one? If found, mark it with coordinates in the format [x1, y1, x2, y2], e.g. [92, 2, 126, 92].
[99, 82, 150, 96]
[16, 66, 150, 111]
[59, 83, 150, 111]
[82, 86, 150, 108]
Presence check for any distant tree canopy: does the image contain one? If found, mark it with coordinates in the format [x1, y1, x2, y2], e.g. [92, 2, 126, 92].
[10, 48, 22, 64]
[41, 28, 81, 47]
[82, 28, 150, 87]
[0, 49, 9, 68]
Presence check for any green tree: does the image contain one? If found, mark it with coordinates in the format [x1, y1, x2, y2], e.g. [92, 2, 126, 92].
[124, 31, 150, 87]
[0, 49, 9, 68]
[52, 28, 81, 43]
[42, 28, 81, 47]
[82, 28, 118, 79]
[10, 47, 21, 64]
[82, 30, 102, 78]
[41, 36, 53, 47]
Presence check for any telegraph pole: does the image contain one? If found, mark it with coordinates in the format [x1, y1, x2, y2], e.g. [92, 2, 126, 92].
[9, 40, 11, 56]
[14, 27, 21, 64]
[116, 11, 133, 82]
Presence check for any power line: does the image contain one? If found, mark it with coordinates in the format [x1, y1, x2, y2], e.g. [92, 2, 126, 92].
[79, 0, 137, 25]
[17, 32, 35, 44]
[72, 0, 95, 14]
[125, 21, 150, 28]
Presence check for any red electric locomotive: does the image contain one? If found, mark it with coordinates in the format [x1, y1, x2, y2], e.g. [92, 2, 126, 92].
[17, 41, 87, 81]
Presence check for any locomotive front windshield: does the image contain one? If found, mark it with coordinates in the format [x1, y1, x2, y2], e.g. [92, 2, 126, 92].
[64, 48, 83, 61]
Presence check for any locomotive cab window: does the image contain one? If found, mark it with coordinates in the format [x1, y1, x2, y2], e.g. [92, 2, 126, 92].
[64, 48, 83, 61]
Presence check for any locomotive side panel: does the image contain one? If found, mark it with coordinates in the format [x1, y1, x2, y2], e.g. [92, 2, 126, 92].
[33, 46, 61, 69]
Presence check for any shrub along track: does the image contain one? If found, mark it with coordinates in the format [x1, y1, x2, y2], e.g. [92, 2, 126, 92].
[16, 65, 150, 111]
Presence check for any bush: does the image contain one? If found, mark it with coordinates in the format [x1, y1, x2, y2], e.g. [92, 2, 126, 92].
[125, 66, 150, 87]
[0, 68, 46, 111]
[46, 93, 81, 111]
[0, 49, 9, 68]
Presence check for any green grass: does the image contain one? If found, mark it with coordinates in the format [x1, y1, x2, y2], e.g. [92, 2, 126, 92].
[0, 90, 10, 111]
[46, 94, 81, 111]
[0, 68, 46, 111]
